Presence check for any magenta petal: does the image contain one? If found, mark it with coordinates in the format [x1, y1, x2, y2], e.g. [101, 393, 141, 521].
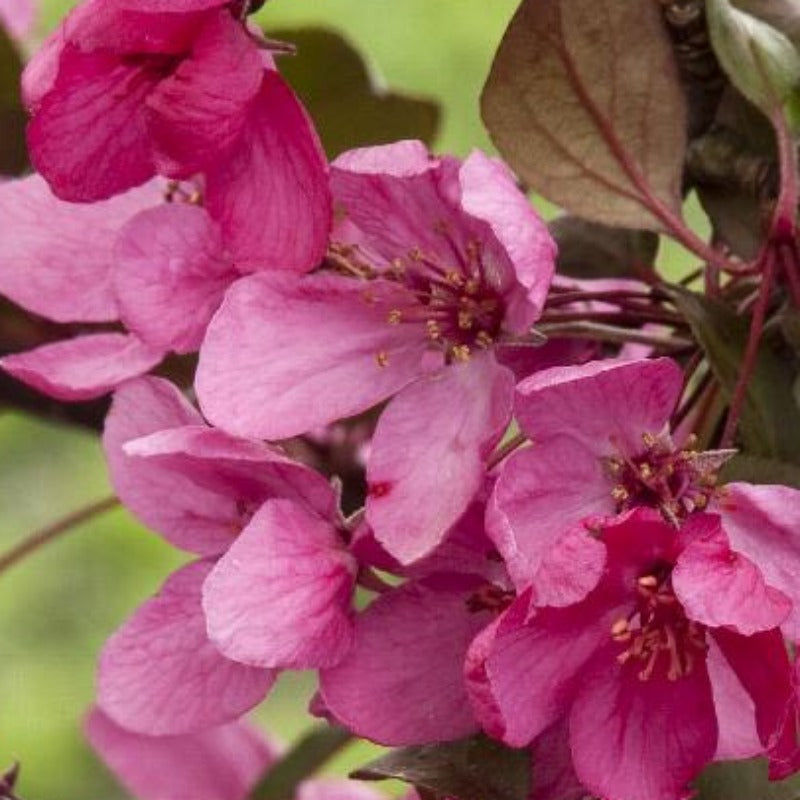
[27, 48, 156, 202]
[203, 499, 356, 669]
[367, 354, 513, 564]
[103, 377, 247, 556]
[0, 176, 161, 322]
[489, 438, 613, 591]
[569, 647, 717, 800]
[114, 204, 236, 353]
[530, 720, 588, 800]
[85, 709, 276, 800]
[0, 334, 163, 400]
[458, 151, 555, 332]
[673, 522, 791, 635]
[98, 560, 276, 735]
[713, 627, 800, 779]
[514, 358, 683, 454]
[147, 11, 262, 176]
[204, 70, 330, 270]
[196, 273, 432, 439]
[717, 482, 800, 638]
[707, 639, 761, 761]
[108, 0, 227, 10]
[319, 580, 488, 745]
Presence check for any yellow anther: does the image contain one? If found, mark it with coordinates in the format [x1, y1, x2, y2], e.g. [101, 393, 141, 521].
[638, 575, 658, 589]
[476, 331, 494, 349]
[611, 485, 629, 503]
[458, 310, 474, 330]
[464, 278, 480, 295]
[375, 351, 390, 368]
[446, 270, 465, 287]
[642, 432, 656, 447]
[387, 309, 403, 325]
[426, 320, 442, 340]
[639, 463, 653, 480]
[606, 458, 624, 475]
[451, 344, 471, 362]
[693, 493, 708, 510]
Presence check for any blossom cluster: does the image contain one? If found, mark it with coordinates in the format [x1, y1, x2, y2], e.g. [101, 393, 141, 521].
[2, 2, 800, 800]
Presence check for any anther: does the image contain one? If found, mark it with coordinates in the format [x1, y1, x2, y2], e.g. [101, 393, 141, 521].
[611, 485, 629, 503]
[638, 575, 658, 589]
[387, 310, 403, 325]
[611, 619, 631, 641]
[375, 351, 390, 368]
[458, 310, 474, 329]
[426, 320, 442, 340]
[451, 344, 471, 362]
[476, 331, 494, 349]
[642, 432, 656, 447]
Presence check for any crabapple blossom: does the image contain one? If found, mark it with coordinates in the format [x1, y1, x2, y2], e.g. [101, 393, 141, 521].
[467, 509, 799, 800]
[197, 140, 556, 563]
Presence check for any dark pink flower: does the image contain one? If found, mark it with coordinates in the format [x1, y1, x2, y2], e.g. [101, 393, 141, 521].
[197, 140, 556, 563]
[490, 357, 800, 638]
[467, 509, 798, 800]
[24, 0, 330, 267]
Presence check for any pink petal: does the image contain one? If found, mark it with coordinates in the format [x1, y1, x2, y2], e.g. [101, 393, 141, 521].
[366, 354, 513, 564]
[514, 358, 683, 455]
[707, 639, 762, 761]
[85, 709, 276, 800]
[204, 70, 330, 270]
[716, 482, 800, 639]
[468, 592, 619, 747]
[196, 273, 433, 439]
[530, 720, 588, 800]
[147, 11, 263, 177]
[0, 175, 161, 323]
[103, 376, 244, 556]
[0, 0, 35, 39]
[569, 645, 717, 800]
[203, 499, 356, 669]
[125, 425, 337, 521]
[108, 0, 228, 13]
[27, 47, 156, 202]
[333, 140, 434, 177]
[673, 520, 792, 635]
[489, 438, 613, 591]
[98, 560, 276, 735]
[319, 580, 489, 745]
[713, 627, 800, 779]
[0, 333, 163, 400]
[114, 204, 237, 353]
[458, 151, 555, 332]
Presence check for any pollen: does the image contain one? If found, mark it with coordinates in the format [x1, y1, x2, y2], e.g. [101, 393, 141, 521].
[375, 351, 390, 368]
[451, 344, 471, 362]
[426, 319, 442, 340]
[387, 309, 403, 325]
[458, 310, 474, 330]
[611, 485, 630, 503]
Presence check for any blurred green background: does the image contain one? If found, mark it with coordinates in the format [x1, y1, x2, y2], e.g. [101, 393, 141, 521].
[2, 1, 705, 797]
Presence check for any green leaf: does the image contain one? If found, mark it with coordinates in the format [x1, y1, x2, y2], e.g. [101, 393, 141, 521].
[669, 287, 800, 460]
[549, 215, 659, 279]
[0, 27, 27, 176]
[351, 734, 530, 800]
[707, 0, 800, 118]
[271, 27, 440, 157]
[721, 454, 800, 487]
[694, 758, 800, 800]
[248, 725, 352, 800]
[481, 0, 687, 232]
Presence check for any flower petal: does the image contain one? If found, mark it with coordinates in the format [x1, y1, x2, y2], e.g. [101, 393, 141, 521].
[320, 580, 489, 745]
[203, 499, 356, 669]
[85, 709, 277, 800]
[196, 273, 432, 439]
[98, 560, 275, 735]
[204, 70, 330, 270]
[114, 204, 236, 353]
[0, 175, 162, 322]
[366, 354, 513, 564]
[0, 333, 163, 400]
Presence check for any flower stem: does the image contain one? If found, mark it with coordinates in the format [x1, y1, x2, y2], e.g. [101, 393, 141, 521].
[537, 321, 693, 349]
[0, 496, 119, 577]
[488, 431, 528, 470]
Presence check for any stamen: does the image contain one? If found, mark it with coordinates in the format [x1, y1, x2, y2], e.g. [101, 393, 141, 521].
[451, 344, 471, 362]
[375, 351, 389, 368]
[387, 310, 403, 325]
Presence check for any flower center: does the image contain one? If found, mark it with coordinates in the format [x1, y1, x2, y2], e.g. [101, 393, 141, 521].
[611, 573, 707, 682]
[604, 432, 731, 525]
[466, 582, 515, 614]
[328, 236, 505, 364]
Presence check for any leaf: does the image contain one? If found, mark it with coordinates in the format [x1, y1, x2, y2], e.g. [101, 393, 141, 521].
[248, 725, 352, 800]
[721, 454, 800, 488]
[272, 27, 440, 158]
[669, 287, 800, 460]
[0, 27, 27, 176]
[351, 734, 530, 800]
[706, 0, 800, 118]
[694, 758, 800, 800]
[735, 0, 800, 49]
[548, 215, 659, 280]
[481, 0, 687, 232]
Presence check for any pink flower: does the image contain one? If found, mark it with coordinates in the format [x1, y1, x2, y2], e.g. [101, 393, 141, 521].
[467, 509, 799, 800]
[0, 175, 165, 399]
[86, 708, 386, 800]
[97, 377, 357, 733]
[197, 140, 556, 563]
[490, 357, 800, 637]
[24, 0, 330, 268]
